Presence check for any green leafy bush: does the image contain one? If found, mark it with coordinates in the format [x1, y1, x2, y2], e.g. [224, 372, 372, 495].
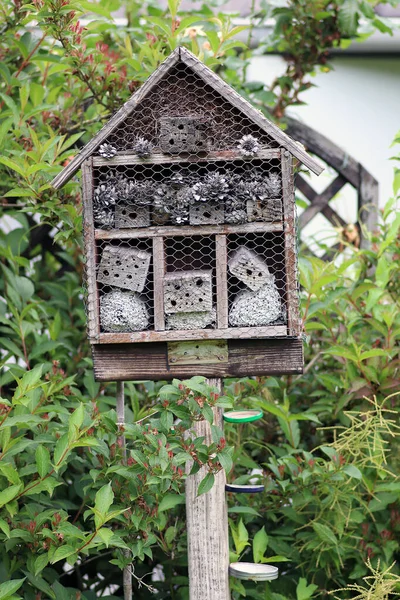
[0, 0, 399, 597]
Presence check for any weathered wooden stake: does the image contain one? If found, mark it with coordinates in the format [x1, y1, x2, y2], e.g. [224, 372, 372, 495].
[116, 381, 133, 600]
[185, 378, 230, 600]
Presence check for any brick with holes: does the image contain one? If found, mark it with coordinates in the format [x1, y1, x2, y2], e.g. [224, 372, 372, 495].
[189, 202, 224, 225]
[115, 203, 150, 228]
[163, 270, 213, 314]
[228, 246, 272, 291]
[97, 245, 151, 292]
[247, 198, 283, 223]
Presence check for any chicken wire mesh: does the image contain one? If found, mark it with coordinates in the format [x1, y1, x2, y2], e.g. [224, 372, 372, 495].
[103, 62, 278, 154]
[82, 59, 300, 341]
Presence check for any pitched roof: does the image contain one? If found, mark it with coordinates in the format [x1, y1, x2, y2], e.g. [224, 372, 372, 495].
[51, 47, 323, 189]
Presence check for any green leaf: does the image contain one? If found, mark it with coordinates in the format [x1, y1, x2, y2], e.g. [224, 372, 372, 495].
[217, 449, 233, 475]
[68, 403, 84, 442]
[34, 553, 49, 576]
[197, 472, 214, 496]
[0, 578, 25, 600]
[343, 465, 362, 480]
[312, 522, 338, 546]
[0, 518, 10, 538]
[94, 483, 114, 528]
[227, 506, 260, 517]
[297, 577, 318, 600]
[35, 445, 50, 478]
[253, 527, 268, 563]
[158, 494, 185, 512]
[53, 433, 69, 467]
[50, 545, 77, 564]
[338, 0, 359, 36]
[0, 484, 22, 508]
[97, 527, 114, 547]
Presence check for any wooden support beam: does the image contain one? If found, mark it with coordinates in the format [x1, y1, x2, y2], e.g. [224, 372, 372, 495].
[185, 379, 230, 600]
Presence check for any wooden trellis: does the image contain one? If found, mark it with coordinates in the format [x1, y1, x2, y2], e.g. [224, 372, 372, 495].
[286, 117, 379, 253]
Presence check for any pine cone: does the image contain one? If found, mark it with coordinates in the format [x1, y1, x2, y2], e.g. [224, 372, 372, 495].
[191, 172, 230, 203]
[93, 206, 114, 229]
[98, 143, 117, 159]
[132, 137, 153, 158]
[237, 134, 260, 157]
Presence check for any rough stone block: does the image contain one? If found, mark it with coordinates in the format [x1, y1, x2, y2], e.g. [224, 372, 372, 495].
[97, 245, 151, 292]
[166, 308, 216, 330]
[159, 116, 208, 154]
[100, 290, 149, 332]
[115, 203, 150, 228]
[163, 270, 213, 314]
[189, 202, 224, 225]
[229, 279, 282, 327]
[247, 198, 282, 223]
[228, 247, 271, 291]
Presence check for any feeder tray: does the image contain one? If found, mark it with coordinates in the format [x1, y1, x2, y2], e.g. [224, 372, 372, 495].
[229, 562, 278, 581]
[223, 409, 263, 424]
[225, 483, 264, 494]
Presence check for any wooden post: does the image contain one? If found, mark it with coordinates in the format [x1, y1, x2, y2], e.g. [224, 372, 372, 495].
[116, 381, 133, 600]
[185, 377, 230, 600]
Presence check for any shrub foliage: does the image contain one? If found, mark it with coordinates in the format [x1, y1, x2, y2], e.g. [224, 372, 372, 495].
[0, 0, 399, 598]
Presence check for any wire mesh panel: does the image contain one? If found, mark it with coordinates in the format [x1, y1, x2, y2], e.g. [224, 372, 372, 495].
[73, 47, 321, 379]
[83, 148, 298, 343]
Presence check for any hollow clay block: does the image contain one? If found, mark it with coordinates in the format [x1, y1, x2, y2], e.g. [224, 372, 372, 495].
[246, 198, 282, 223]
[228, 246, 271, 291]
[97, 245, 151, 292]
[228, 278, 282, 327]
[166, 307, 216, 330]
[115, 203, 150, 228]
[163, 270, 213, 314]
[189, 202, 224, 225]
[100, 290, 149, 332]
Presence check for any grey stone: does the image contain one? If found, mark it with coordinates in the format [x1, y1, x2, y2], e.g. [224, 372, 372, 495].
[97, 245, 151, 292]
[166, 308, 216, 330]
[100, 290, 149, 332]
[189, 202, 224, 225]
[229, 279, 282, 327]
[159, 116, 208, 154]
[115, 203, 150, 228]
[228, 247, 272, 291]
[164, 270, 213, 314]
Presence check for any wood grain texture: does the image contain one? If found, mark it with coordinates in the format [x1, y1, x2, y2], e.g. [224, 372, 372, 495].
[185, 385, 230, 600]
[91, 338, 304, 380]
[281, 150, 301, 338]
[215, 235, 228, 329]
[94, 220, 284, 240]
[297, 174, 347, 230]
[82, 158, 100, 340]
[93, 325, 287, 344]
[153, 237, 165, 330]
[358, 165, 379, 248]
[92, 148, 281, 167]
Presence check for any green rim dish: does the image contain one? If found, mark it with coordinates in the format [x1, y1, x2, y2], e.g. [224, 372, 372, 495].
[223, 409, 263, 424]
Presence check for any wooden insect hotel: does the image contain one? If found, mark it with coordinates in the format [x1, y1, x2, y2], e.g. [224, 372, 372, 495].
[51, 47, 323, 381]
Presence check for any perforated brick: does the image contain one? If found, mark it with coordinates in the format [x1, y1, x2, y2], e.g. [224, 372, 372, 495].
[247, 198, 282, 223]
[159, 116, 208, 154]
[97, 245, 151, 292]
[189, 202, 224, 225]
[228, 246, 271, 291]
[115, 203, 150, 228]
[163, 270, 213, 314]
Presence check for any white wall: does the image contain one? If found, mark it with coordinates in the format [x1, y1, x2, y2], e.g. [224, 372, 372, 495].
[248, 55, 400, 206]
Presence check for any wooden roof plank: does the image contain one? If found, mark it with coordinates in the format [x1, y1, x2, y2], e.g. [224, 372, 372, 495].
[51, 46, 323, 189]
